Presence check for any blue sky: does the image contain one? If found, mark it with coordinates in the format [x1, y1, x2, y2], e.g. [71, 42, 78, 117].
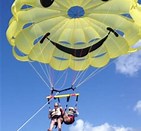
[1, 0, 141, 131]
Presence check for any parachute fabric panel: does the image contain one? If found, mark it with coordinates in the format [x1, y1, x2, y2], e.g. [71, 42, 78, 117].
[12, 47, 29, 61]
[7, 0, 141, 71]
[130, 0, 141, 27]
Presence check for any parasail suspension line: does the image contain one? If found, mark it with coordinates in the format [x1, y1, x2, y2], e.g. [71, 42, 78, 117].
[29, 62, 51, 89]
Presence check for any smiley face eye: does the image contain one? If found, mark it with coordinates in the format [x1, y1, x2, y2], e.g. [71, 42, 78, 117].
[40, 0, 54, 8]
[101, 0, 109, 1]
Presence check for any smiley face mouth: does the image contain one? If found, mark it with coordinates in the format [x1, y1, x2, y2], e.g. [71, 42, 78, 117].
[40, 27, 118, 57]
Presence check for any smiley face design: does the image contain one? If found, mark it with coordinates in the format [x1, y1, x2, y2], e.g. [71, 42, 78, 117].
[7, 0, 141, 70]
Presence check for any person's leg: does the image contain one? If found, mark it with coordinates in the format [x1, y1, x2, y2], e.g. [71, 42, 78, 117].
[48, 119, 56, 131]
[57, 118, 62, 131]
[63, 115, 71, 123]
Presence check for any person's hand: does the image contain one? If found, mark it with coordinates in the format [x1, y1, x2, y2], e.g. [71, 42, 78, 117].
[60, 106, 63, 109]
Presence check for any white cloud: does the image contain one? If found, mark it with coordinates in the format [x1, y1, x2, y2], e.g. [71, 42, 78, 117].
[115, 40, 141, 76]
[69, 119, 133, 131]
[134, 100, 141, 115]
[115, 50, 141, 76]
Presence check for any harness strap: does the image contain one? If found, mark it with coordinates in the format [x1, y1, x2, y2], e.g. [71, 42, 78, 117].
[47, 98, 51, 110]
[57, 98, 61, 106]
[74, 95, 79, 108]
[51, 86, 76, 94]
[65, 96, 70, 111]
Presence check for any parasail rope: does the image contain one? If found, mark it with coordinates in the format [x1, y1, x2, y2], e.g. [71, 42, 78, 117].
[39, 63, 54, 87]
[29, 62, 51, 90]
[54, 69, 68, 87]
[17, 50, 52, 90]
[42, 63, 55, 87]
[16, 92, 60, 131]
[75, 68, 89, 86]
[71, 67, 88, 86]
[76, 66, 108, 88]
[59, 70, 68, 89]
[48, 65, 55, 87]
[16, 102, 49, 131]
[76, 59, 116, 88]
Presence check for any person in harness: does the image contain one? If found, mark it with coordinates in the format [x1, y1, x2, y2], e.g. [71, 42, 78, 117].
[63, 107, 79, 125]
[48, 103, 64, 131]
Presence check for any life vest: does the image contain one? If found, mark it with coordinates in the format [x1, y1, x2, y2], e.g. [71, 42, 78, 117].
[51, 108, 63, 118]
[67, 110, 74, 116]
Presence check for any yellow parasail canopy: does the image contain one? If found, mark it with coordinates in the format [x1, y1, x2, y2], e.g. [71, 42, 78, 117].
[7, 0, 141, 71]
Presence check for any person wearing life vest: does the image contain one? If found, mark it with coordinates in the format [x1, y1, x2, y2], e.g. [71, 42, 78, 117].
[48, 103, 64, 131]
[63, 107, 79, 125]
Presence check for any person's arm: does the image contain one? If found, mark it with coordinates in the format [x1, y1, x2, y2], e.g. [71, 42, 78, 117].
[60, 107, 64, 116]
[74, 109, 79, 117]
[48, 109, 52, 119]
